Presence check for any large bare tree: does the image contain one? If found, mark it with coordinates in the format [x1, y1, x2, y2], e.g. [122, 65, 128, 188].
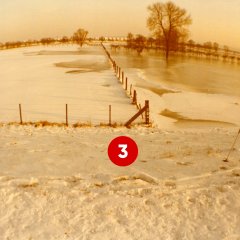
[73, 28, 88, 47]
[147, 1, 192, 60]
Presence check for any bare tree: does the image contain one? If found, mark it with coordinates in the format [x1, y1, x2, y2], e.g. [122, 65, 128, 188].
[223, 45, 229, 60]
[99, 36, 105, 42]
[187, 39, 195, 53]
[133, 35, 146, 55]
[73, 28, 88, 47]
[126, 34, 146, 55]
[203, 42, 213, 56]
[147, 1, 192, 60]
[60, 36, 69, 44]
[127, 33, 134, 49]
[213, 42, 219, 53]
[147, 37, 155, 48]
[40, 38, 55, 45]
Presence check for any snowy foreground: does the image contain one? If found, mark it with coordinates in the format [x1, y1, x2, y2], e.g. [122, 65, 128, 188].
[0, 125, 239, 240]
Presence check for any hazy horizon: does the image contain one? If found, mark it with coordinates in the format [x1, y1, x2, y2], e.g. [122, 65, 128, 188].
[1, 0, 240, 50]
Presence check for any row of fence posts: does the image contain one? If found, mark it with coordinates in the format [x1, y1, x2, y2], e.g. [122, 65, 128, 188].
[16, 45, 149, 127]
[21, 101, 146, 127]
[17, 103, 115, 127]
[114, 64, 138, 106]
[101, 43, 150, 126]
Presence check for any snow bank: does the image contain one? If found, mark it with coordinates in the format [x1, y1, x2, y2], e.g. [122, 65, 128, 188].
[0, 126, 239, 239]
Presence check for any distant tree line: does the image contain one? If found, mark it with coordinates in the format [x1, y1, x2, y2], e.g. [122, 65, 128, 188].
[0, 37, 68, 50]
[0, 35, 127, 52]
[110, 34, 240, 63]
[0, 25, 127, 52]
[0, 5, 239, 64]
[0, 28, 90, 50]
[110, 1, 240, 63]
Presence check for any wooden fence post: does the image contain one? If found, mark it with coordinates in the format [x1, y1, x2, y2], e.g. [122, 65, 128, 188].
[125, 77, 128, 90]
[122, 72, 124, 84]
[19, 104, 23, 124]
[119, 68, 121, 79]
[139, 104, 144, 119]
[145, 100, 150, 124]
[113, 61, 116, 71]
[132, 90, 137, 104]
[66, 104, 68, 126]
[130, 84, 132, 96]
[109, 105, 112, 126]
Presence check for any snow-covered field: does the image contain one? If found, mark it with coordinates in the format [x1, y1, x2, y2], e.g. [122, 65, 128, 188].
[0, 45, 138, 125]
[0, 45, 240, 240]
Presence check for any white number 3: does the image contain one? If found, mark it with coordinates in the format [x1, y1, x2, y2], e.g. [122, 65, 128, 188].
[118, 144, 128, 159]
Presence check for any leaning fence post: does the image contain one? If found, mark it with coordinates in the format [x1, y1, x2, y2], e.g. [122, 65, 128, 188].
[125, 77, 128, 90]
[109, 105, 112, 126]
[66, 104, 68, 126]
[124, 100, 149, 127]
[145, 100, 150, 124]
[19, 104, 23, 124]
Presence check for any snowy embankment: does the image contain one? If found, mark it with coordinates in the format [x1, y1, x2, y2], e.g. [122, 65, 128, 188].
[0, 45, 239, 239]
[0, 126, 240, 239]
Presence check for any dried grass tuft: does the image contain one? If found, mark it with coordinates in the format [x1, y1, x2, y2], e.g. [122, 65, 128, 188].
[0, 120, 152, 128]
[72, 122, 92, 128]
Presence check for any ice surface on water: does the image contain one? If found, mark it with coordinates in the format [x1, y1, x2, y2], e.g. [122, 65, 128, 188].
[109, 47, 240, 128]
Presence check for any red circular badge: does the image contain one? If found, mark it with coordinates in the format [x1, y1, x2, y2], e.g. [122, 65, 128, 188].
[108, 136, 138, 167]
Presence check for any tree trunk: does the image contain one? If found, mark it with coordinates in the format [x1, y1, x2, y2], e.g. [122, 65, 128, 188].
[165, 48, 169, 60]
[165, 41, 169, 60]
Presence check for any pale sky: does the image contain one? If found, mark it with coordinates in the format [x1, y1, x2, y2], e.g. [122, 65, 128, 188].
[0, 0, 240, 49]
